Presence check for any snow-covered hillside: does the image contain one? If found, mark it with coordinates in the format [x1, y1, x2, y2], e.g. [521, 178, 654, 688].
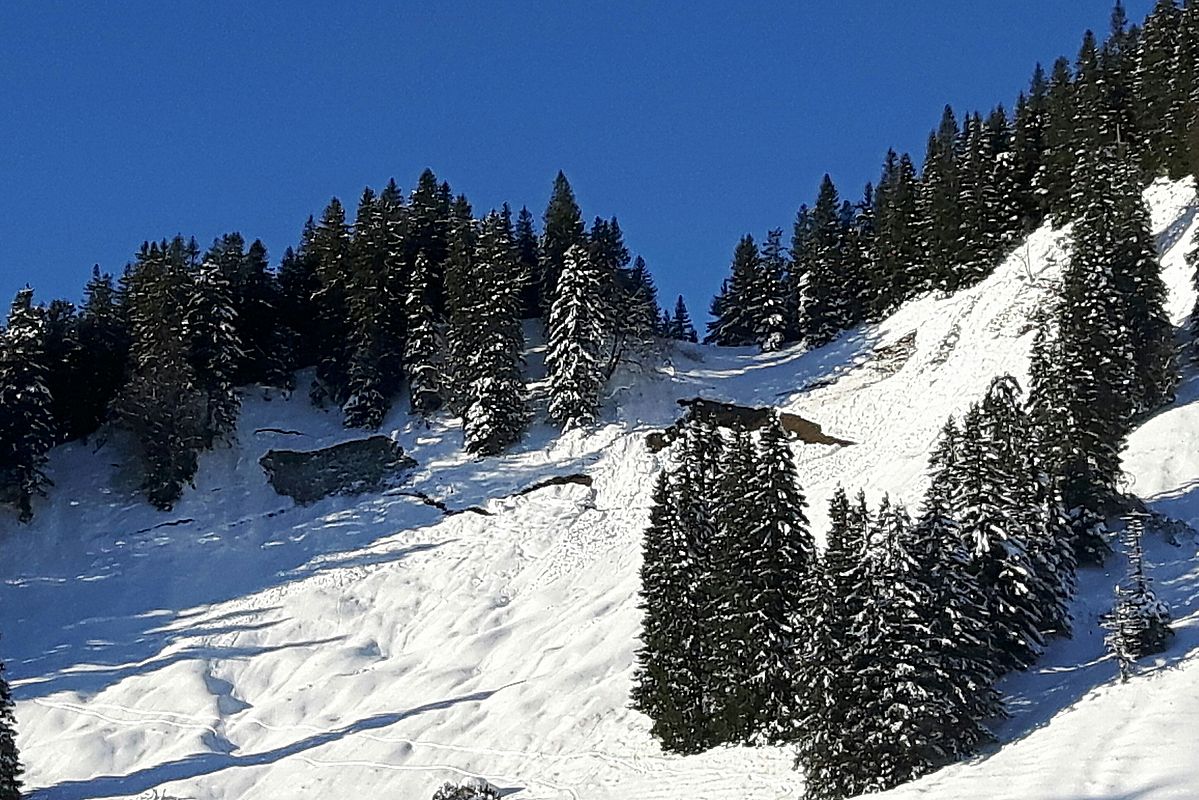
[2, 179, 1198, 800]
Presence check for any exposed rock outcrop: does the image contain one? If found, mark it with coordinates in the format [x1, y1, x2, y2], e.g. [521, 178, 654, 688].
[260, 436, 417, 504]
[647, 397, 854, 452]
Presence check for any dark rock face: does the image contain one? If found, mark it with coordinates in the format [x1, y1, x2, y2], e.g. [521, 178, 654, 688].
[260, 436, 416, 505]
[646, 397, 854, 452]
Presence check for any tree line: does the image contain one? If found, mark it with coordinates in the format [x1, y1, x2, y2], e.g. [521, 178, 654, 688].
[709, 0, 1199, 353]
[0, 170, 701, 518]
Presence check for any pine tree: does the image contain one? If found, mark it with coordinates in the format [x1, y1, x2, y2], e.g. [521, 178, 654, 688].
[185, 258, 242, 444]
[794, 487, 861, 800]
[917, 106, 964, 290]
[546, 243, 605, 428]
[443, 196, 479, 414]
[0, 654, 20, 800]
[754, 230, 792, 351]
[625, 255, 662, 350]
[404, 251, 444, 416]
[1105, 514, 1173, 681]
[871, 150, 922, 314]
[41, 298, 86, 443]
[1033, 148, 1176, 561]
[342, 188, 395, 429]
[116, 240, 208, 510]
[801, 175, 859, 344]
[705, 235, 760, 346]
[405, 169, 453, 315]
[462, 210, 528, 455]
[514, 205, 542, 319]
[74, 267, 130, 436]
[1041, 57, 1078, 225]
[1136, 0, 1185, 175]
[742, 415, 813, 741]
[1012, 65, 1049, 228]
[277, 217, 322, 371]
[669, 296, 698, 343]
[0, 288, 55, 522]
[310, 198, 353, 405]
[540, 171, 586, 320]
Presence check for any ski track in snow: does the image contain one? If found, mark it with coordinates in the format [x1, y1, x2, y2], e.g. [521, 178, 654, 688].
[2, 179, 1199, 799]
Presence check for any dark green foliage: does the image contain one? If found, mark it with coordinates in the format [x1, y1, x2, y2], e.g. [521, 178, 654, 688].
[514, 205, 542, 318]
[540, 171, 586, 320]
[40, 298, 88, 443]
[668, 295, 698, 342]
[1031, 148, 1176, 562]
[115, 239, 208, 510]
[1136, 0, 1186, 176]
[798, 175, 869, 345]
[186, 258, 242, 445]
[917, 106, 964, 290]
[404, 251, 443, 416]
[0, 288, 55, 521]
[277, 218, 323, 370]
[204, 233, 289, 388]
[1105, 514, 1173, 681]
[705, 234, 760, 346]
[309, 198, 353, 406]
[0, 654, 21, 800]
[871, 150, 922, 314]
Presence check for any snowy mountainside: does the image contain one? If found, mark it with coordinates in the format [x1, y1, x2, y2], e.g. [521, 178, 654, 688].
[2, 178, 1199, 800]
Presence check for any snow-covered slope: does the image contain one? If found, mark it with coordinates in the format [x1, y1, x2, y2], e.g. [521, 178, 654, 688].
[2, 179, 1198, 800]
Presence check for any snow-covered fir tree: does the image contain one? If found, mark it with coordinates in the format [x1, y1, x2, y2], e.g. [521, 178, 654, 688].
[917, 106, 964, 291]
[0, 654, 20, 800]
[404, 251, 444, 417]
[540, 171, 586, 320]
[546, 243, 606, 429]
[342, 188, 396, 430]
[753, 230, 791, 351]
[1031, 147, 1175, 562]
[185, 258, 242, 444]
[461, 210, 528, 456]
[1105, 513, 1173, 681]
[0, 288, 55, 522]
[870, 150, 922, 315]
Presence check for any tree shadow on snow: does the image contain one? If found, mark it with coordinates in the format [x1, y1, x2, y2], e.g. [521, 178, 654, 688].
[30, 684, 515, 800]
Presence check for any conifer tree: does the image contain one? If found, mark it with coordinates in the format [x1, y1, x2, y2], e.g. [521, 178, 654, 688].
[443, 197, 480, 414]
[310, 198, 353, 405]
[405, 169, 453, 315]
[74, 267, 130, 436]
[277, 217, 322, 371]
[625, 255, 662, 350]
[514, 205, 542, 319]
[0, 288, 55, 522]
[669, 296, 698, 343]
[40, 298, 86, 443]
[1041, 57, 1078, 225]
[1012, 65, 1049, 228]
[794, 487, 860, 800]
[185, 259, 242, 444]
[342, 188, 395, 429]
[1136, 0, 1185, 175]
[742, 415, 813, 741]
[0, 654, 20, 800]
[754, 230, 792, 351]
[1105, 514, 1173, 681]
[116, 240, 208, 510]
[462, 210, 528, 455]
[404, 251, 444, 416]
[871, 150, 922, 314]
[540, 171, 586, 320]
[917, 106, 964, 290]
[705, 235, 760, 346]
[546, 243, 605, 428]
[801, 175, 859, 344]
[1032, 149, 1175, 561]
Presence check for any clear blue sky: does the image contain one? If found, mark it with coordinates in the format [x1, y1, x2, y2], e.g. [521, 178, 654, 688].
[0, 1, 1151, 319]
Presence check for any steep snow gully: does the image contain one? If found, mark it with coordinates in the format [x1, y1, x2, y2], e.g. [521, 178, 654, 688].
[3, 178, 1199, 799]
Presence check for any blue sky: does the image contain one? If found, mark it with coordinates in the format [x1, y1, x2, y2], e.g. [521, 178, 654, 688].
[0, 2, 1151, 319]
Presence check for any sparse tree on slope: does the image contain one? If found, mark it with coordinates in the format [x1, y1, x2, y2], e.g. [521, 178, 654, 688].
[669, 295, 698, 343]
[1105, 514, 1173, 681]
